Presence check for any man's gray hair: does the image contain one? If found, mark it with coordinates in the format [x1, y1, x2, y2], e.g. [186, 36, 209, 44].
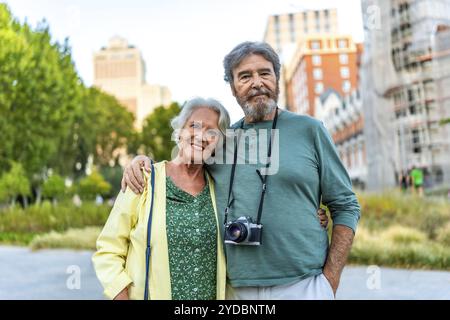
[223, 41, 281, 84]
[171, 97, 230, 135]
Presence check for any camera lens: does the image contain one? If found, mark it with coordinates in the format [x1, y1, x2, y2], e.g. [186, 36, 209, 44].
[226, 222, 248, 243]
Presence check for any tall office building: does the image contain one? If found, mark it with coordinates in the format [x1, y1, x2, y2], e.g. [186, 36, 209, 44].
[263, 9, 339, 109]
[93, 36, 171, 128]
[361, 0, 450, 190]
[263, 9, 339, 53]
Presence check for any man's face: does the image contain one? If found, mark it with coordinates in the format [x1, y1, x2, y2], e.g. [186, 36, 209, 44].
[231, 54, 279, 122]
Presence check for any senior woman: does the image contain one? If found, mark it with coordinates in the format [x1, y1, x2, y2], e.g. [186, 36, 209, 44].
[92, 97, 230, 300]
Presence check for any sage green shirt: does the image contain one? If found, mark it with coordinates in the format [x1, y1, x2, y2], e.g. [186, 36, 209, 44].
[165, 176, 217, 299]
[207, 110, 361, 287]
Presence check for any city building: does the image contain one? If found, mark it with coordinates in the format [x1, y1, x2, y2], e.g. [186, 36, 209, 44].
[263, 9, 339, 109]
[93, 36, 171, 129]
[263, 9, 339, 53]
[360, 0, 450, 190]
[284, 34, 361, 116]
[315, 89, 367, 189]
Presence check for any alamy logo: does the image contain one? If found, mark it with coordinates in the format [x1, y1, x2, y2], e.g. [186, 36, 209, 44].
[172, 125, 280, 175]
[66, 265, 81, 290]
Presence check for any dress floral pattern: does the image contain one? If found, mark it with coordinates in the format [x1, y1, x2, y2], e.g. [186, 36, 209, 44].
[165, 176, 217, 300]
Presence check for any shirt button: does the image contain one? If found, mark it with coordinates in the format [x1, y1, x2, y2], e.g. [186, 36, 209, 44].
[196, 228, 200, 233]
[195, 212, 199, 216]
[194, 268, 199, 272]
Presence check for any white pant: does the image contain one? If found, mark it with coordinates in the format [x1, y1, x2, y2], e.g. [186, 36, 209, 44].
[226, 274, 335, 300]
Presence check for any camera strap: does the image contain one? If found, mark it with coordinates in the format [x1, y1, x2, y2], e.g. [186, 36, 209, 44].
[144, 160, 155, 300]
[224, 108, 279, 226]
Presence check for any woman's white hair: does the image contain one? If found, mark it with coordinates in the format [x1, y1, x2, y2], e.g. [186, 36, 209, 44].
[171, 97, 230, 136]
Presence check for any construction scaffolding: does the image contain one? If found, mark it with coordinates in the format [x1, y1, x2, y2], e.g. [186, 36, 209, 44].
[361, 0, 450, 191]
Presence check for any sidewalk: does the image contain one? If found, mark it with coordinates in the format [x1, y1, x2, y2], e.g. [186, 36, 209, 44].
[0, 246, 449, 300]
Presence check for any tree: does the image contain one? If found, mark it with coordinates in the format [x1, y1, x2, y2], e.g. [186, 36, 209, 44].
[139, 103, 181, 161]
[0, 4, 83, 185]
[0, 162, 31, 207]
[0, 3, 137, 197]
[77, 170, 112, 200]
[42, 174, 66, 205]
[83, 87, 135, 167]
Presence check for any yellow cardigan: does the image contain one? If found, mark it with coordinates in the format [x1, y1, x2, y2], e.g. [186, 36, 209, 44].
[92, 161, 227, 300]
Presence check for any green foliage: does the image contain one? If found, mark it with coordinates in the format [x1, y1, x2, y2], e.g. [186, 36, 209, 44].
[437, 222, 450, 246]
[348, 192, 450, 269]
[77, 170, 112, 200]
[0, 232, 37, 245]
[0, 162, 30, 205]
[139, 103, 181, 161]
[0, 201, 111, 234]
[349, 226, 450, 269]
[0, 5, 83, 180]
[0, 4, 135, 184]
[73, 87, 135, 171]
[440, 118, 450, 126]
[42, 174, 66, 200]
[30, 226, 101, 251]
[99, 165, 125, 197]
[356, 191, 450, 238]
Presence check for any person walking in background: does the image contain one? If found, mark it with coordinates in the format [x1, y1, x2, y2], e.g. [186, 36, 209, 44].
[399, 171, 409, 193]
[410, 166, 424, 197]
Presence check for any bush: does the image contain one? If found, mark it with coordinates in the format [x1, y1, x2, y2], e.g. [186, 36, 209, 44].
[0, 201, 111, 235]
[30, 227, 101, 251]
[0, 162, 31, 206]
[42, 174, 66, 201]
[357, 191, 450, 236]
[77, 171, 111, 200]
[383, 226, 427, 244]
[437, 222, 450, 246]
[350, 226, 450, 269]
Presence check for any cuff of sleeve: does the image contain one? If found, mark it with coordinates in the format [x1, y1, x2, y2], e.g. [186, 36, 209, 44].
[104, 272, 133, 300]
[332, 212, 359, 234]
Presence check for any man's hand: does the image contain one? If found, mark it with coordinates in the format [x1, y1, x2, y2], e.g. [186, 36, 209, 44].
[318, 208, 328, 229]
[323, 224, 354, 296]
[121, 155, 152, 193]
[114, 287, 129, 300]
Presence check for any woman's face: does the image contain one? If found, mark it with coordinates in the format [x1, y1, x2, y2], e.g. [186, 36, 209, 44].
[178, 107, 221, 164]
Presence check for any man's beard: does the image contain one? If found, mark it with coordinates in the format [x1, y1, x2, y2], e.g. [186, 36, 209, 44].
[238, 87, 279, 123]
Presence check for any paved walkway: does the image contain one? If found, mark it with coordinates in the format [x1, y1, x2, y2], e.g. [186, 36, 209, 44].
[0, 246, 449, 300]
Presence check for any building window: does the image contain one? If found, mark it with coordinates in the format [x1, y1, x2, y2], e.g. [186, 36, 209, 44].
[312, 55, 322, 66]
[340, 67, 350, 79]
[289, 13, 296, 42]
[339, 54, 349, 64]
[313, 68, 323, 80]
[315, 82, 324, 94]
[342, 80, 351, 92]
[315, 11, 321, 32]
[311, 40, 321, 50]
[338, 39, 348, 48]
[303, 12, 308, 33]
[412, 129, 421, 153]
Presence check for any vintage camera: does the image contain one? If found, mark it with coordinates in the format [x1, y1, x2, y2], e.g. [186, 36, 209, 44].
[224, 216, 263, 245]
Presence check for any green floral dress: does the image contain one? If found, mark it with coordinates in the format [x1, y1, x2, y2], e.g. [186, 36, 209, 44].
[165, 176, 218, 300]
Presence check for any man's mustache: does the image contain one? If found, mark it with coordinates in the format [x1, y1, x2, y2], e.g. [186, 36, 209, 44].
[246, 88, 273, 100]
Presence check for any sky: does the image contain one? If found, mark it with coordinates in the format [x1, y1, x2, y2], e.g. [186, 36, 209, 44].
[4, 0, 364, 122]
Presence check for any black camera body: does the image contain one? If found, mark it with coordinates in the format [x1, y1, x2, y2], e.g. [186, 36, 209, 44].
[224, 216, 263, 246]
